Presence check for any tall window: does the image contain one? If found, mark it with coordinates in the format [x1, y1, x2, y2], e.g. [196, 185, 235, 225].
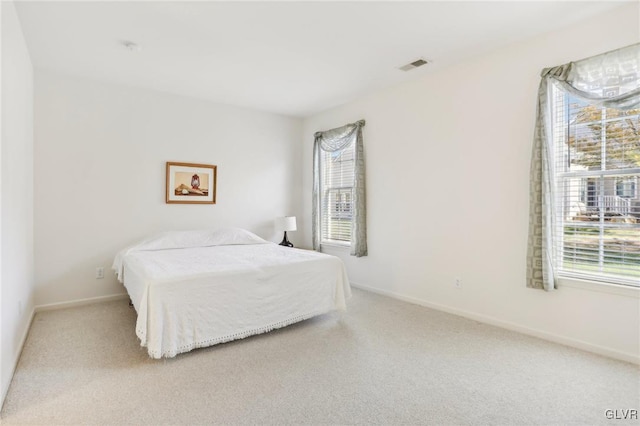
[551, 84, 640, 286]
[313, 119, 366, 256]
[320, 142, 355, 244]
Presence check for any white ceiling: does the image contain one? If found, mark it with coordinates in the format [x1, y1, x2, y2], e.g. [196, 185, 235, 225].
[15, 1, 628, 117]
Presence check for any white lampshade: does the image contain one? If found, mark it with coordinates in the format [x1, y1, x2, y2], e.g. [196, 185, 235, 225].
[275, 216, 297, 232]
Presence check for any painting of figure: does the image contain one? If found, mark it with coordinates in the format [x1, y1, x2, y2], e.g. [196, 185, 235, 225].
[166, 162, 217, 204]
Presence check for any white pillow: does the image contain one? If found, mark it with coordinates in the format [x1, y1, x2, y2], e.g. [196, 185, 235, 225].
[135, 228, 268, 252]
[208, 227, 269, 246]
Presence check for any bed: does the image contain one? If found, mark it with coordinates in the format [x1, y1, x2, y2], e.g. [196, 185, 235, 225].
[112, 228, 351, 358]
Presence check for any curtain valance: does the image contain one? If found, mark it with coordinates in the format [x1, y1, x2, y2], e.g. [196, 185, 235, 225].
[314, 120, 365, 152]
[542, 43, 640, 110]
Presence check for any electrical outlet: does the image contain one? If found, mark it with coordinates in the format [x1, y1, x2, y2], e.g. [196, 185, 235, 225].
[96, 267, 104, 279]
[454, 277, 462, 288]
[18, 300, 23, 316]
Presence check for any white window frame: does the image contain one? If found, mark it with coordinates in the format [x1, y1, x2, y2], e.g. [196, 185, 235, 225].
[319, 144, 355, 247]
[551, 85, 640, 289]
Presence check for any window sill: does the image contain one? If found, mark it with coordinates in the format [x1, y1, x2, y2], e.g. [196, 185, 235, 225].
[558, 276, 640, 299]
[320, 242, 350, 251]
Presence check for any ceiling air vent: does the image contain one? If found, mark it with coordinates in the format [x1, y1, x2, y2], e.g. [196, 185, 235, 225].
[399, 58, 428, 72]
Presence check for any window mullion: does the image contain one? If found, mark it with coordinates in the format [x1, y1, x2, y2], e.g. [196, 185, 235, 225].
[598, 107, 607, 273]
[559, 168, 640, 179]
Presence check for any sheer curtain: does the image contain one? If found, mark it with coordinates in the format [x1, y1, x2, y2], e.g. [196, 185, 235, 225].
[527, 43, 640, 291]
[312, 120, 367, 257]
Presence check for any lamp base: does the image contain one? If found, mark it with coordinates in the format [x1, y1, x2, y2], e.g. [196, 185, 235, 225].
[279, 231, 293, 247]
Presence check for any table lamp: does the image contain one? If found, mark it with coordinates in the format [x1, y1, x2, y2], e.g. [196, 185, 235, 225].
[275, 216, 297, 247]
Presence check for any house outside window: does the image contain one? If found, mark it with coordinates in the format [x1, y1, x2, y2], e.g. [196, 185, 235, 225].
[551, 83, 640, 286]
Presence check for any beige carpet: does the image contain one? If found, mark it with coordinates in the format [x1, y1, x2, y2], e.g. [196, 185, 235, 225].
[1, 288, 638, 425]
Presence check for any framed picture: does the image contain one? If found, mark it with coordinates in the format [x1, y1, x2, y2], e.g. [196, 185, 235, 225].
[166, 162, 217, 204]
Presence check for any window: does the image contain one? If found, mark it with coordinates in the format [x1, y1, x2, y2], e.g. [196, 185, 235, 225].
[616, 177, 637, 199]
[551, 84, 640, 286]
[320, 143, 355, 244]
[312, 120, 366, 256]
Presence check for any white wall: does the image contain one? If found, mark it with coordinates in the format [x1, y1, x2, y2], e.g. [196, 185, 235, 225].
[1, 1, 35, 403]
[34, 71, 302, 306]
[302, 3, 640, 362]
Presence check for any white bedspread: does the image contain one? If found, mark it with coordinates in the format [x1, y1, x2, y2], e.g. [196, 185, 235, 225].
[114, 232, 351, 358]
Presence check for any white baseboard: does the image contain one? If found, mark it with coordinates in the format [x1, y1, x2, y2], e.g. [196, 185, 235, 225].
[1, 307, 35, 410]
[350, 282, 640, 365]
[35, 293, 129, 312]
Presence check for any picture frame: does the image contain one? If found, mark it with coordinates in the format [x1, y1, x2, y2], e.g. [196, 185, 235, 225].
[166, 162, 217, 204]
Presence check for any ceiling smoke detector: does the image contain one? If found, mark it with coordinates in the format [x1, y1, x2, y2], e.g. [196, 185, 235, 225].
[399, 58, 428, 71]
